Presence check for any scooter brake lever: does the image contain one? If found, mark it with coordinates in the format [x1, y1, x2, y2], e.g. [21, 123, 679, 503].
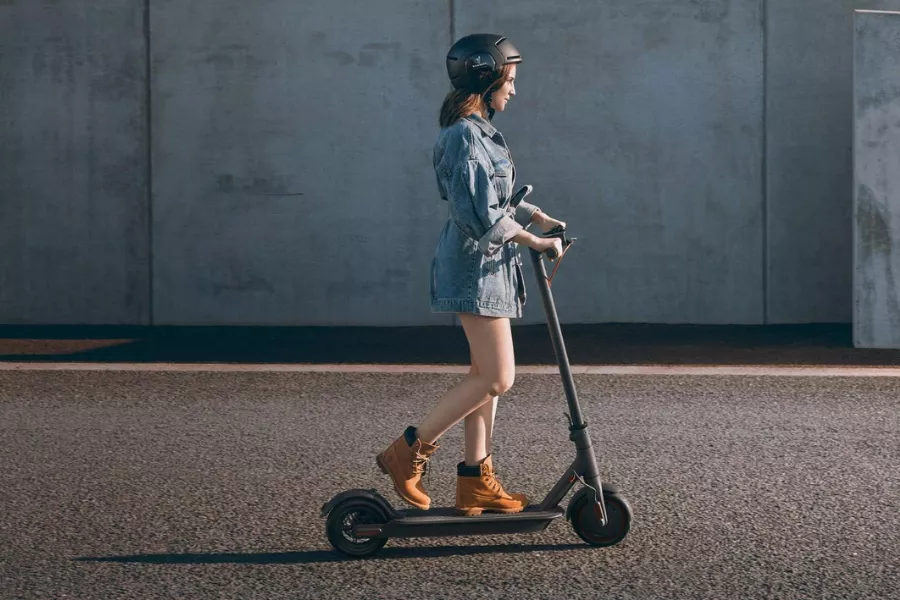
[544, 224, 567, 236]
[542, 225, 575, 246]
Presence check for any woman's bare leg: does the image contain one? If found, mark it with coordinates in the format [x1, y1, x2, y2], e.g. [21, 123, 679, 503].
[464, 351, 499, 466]
[415, 313, 515, 445]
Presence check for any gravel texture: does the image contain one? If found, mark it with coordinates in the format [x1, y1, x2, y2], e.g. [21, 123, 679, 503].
[1, 371, 898, 599]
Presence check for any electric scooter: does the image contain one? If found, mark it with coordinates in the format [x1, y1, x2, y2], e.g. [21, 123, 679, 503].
[321, 185, 632, 558]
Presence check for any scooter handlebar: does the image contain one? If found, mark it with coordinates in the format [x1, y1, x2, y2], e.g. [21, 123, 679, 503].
[512, 185, 574, 260]
[539, 225, 575, 260]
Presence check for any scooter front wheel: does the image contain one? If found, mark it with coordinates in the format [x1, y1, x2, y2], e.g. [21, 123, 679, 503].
[325, 498, 389, 558]
[568, 488, 632, 547]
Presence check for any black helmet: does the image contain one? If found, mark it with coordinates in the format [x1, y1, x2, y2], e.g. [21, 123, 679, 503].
[446, 33, 522, 94]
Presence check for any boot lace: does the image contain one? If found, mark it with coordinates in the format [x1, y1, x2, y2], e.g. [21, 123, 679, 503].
[412, 449, 432, 489]
[411, 450, 429, 475]
[484, 472, 506, 496]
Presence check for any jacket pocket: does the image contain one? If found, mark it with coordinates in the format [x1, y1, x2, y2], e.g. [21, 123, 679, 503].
[492, 158, 513, 206]
[492, 158, 512, 178]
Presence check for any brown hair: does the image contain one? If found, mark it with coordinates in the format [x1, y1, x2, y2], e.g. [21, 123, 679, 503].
[439, 64, 513, 128]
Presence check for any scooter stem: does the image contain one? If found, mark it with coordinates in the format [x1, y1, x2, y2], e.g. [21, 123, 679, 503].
[529, 247, 609, 524]
[528, 248, 586, 429]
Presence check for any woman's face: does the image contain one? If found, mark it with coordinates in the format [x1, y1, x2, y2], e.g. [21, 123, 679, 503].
[489, 64, 516, 112]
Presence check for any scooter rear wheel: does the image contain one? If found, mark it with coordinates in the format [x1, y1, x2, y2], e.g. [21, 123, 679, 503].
[325, 498, 389, 558]
[568, 488, 632, 547]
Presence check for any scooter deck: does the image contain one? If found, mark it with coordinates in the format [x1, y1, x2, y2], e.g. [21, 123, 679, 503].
[366, 506, 565, 539]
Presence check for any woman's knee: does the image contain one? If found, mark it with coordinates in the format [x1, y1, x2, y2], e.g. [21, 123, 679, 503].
[459, 313, 515, 395]
[487, 370, 515, 396]
[471, 352, 514, 395]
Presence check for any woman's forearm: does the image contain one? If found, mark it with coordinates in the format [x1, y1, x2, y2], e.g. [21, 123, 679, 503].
[511, 229, 544, 250]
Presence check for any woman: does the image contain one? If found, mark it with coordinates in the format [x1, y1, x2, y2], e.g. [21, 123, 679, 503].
[377, 34, 566, 516]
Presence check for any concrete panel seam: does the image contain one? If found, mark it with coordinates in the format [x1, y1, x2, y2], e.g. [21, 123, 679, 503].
[853, 10, 859, 343]
[762, 0, 769, 324]
[144, 0, 154, 326]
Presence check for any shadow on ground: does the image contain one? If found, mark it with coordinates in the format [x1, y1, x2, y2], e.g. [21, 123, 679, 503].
[2, 324, 900, 366]
[74, 542, 590, 564]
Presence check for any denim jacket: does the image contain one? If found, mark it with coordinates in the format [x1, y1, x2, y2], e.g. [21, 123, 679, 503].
[430, 114, 541, 318]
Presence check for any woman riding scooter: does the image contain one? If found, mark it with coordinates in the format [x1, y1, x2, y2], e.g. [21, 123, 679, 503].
[376, 34, 567, 516]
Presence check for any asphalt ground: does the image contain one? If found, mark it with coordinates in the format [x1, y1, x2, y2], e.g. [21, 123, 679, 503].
[1, 369, 898, 599]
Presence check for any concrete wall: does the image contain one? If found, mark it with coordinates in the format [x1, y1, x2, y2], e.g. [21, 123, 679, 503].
[459, 0, 764, 325]
[150, 0, 450, 325]
[766, 0, 854, 323]
[0, 1, 149, 324]
[0, 1, 891, 326]
[854, 10, 900, 348]
[766, 0, 900, 324]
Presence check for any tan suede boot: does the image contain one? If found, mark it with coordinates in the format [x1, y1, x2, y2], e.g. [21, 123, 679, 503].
[376, 426, 439, 510]
[455, 455, 528, 516]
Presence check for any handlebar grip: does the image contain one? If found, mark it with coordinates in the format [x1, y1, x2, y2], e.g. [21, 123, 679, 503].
[509, 184, 533, 209]
[545, 247, 559, 260]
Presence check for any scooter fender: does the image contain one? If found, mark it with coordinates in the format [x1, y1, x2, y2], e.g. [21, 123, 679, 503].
[565, 482, 622, 522]
[320, 488, 398, 519]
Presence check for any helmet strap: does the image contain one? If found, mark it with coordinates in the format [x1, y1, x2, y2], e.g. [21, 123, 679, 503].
[483, 91, 496, 121]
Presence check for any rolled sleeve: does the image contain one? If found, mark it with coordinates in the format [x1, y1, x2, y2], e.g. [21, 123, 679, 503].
[449, 158, 523, 256]
[514, 200, 541, 227]
[478, 215, 522, 256]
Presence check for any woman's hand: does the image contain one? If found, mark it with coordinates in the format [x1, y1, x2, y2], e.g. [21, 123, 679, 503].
[511, 228, 564, 259]
[533, 210, 566, 233]
[535, 236, 564, 260]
